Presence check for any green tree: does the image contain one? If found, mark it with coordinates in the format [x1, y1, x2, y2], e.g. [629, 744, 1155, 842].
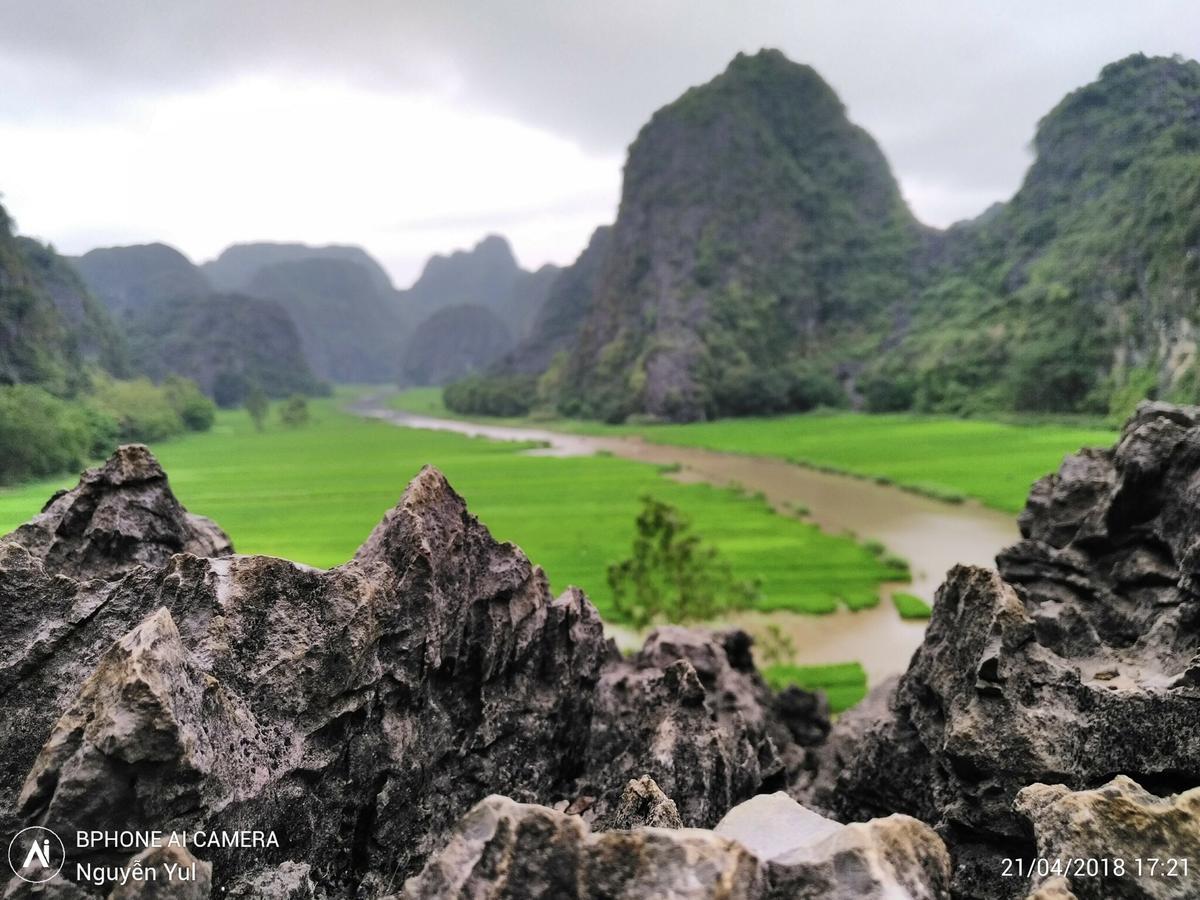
[607, 496, 759, 629]
[162, 375, 216, 432]
[91, 374, 186, 442]
[245, 386, 269, 432]
[278, 394, 310, 428]
[0, 385, 117, 483]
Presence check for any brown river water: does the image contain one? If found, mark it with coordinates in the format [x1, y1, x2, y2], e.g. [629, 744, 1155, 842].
[351, 399, 1019, 685]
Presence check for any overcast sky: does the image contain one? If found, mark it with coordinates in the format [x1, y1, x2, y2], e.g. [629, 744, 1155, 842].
[0, 1, 1197, 287]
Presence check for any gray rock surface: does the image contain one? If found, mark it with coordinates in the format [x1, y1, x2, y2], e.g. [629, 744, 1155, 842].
[826, 401, 1200, 898]
[607, 776, 683, 830]
[1015, 776, 1200, 900]
[1024, 879, 1077, 900]
[106, 844, 212, 899]
[770, 813, 952, 900]
[5, 444, 232, 580]
[405, 793, 952, 899]
[1, 460, 818, 895]
[581, 626, 821, 828]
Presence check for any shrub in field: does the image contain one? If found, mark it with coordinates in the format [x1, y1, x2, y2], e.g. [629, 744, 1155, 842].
[91, 375, 187, 442]
[162, 375, 216, 432]
[443, 374, 538, 417]
[757, 624, 797, 666]
[607, 495, 758, 628]
[279, 394, 311, 428]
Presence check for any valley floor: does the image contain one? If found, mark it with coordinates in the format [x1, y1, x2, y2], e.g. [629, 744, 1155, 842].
[390, 387, 1115, 514]
[0, 394, 896, 621]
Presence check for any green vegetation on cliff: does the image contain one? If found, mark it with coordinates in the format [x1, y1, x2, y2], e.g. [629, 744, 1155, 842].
[559, 49, 923, 422]
[453, 51, 1200, 427]
[876, 54, 1200, 417]
[0, 199, 216, 483]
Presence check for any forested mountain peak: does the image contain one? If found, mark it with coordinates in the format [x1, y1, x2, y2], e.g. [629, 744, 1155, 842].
[559, 47, 923, 422]
[74, 243, 211, 315]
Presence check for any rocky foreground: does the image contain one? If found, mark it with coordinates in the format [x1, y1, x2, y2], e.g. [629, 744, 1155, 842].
[3, 403, 1200, 898]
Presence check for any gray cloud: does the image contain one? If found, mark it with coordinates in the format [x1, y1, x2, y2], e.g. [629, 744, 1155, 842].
[1, 1, 1198, 245]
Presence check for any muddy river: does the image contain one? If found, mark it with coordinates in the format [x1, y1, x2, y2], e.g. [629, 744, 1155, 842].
[351, 399, 1019, 684]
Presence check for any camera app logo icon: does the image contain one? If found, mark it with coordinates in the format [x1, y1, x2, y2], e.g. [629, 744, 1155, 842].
[7, 826, 66, 884]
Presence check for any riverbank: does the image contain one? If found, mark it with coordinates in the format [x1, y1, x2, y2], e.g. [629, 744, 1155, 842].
[352, 395, 1022, 684]
[389, 387, 1115, 514]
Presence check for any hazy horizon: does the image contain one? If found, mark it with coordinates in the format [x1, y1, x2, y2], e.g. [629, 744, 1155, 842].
[1, 1, 1198, 286]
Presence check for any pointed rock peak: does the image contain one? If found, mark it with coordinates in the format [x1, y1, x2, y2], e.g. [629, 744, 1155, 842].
[472, 233, 517, 262]
[353, 465, 491, 572]
[86, 442, 166, 486]
[696, 47, 843, 117]
[4, 444, 233, 581]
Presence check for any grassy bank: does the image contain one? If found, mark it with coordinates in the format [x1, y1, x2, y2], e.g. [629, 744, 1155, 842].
[0, 397, 897, 619]
[763, 661, 868, 712]
[390, 389, 1114, 514]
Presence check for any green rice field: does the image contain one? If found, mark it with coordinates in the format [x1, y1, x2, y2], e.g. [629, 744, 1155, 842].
[762, 661, 868, 712]
[0, 397, 897, 620]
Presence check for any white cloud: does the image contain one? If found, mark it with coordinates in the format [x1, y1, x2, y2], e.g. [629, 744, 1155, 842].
[0, 77, 620, 284]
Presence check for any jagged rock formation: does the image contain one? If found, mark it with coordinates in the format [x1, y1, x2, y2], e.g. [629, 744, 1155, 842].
[10, 404, 1200, 898]
[0, 452, 818, 896]
[1016, 776, 1200, 899]
[823, 401, 1200, 898]
[607, 776, 683, 830]
[6, 444, 232, 580]
[581, 626, 825, 828]
[405, 792, 952, 899]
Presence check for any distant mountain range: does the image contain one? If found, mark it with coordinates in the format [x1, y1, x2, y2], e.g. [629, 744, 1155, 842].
[500, 49, 1200, 422]
[5, 49, 1199, 423]
[62, 234, 559, 393]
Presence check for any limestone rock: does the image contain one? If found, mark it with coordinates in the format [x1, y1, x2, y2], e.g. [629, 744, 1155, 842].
[830, 402, 1200, 897]
[4, 444, 232, 581]
[106, 844, 212, 899]
[2, 464, 810, 895]
[403, 794, 764, 899]
[607, 776, 683, 830]
[405, 793, 952, 899]
[1015, 776, 1200, 900]
[581, 626, 823, 827]
[224, 862, 316, 899]
[1025, 878, 1077, 900]
[770, 813, 952, 900]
